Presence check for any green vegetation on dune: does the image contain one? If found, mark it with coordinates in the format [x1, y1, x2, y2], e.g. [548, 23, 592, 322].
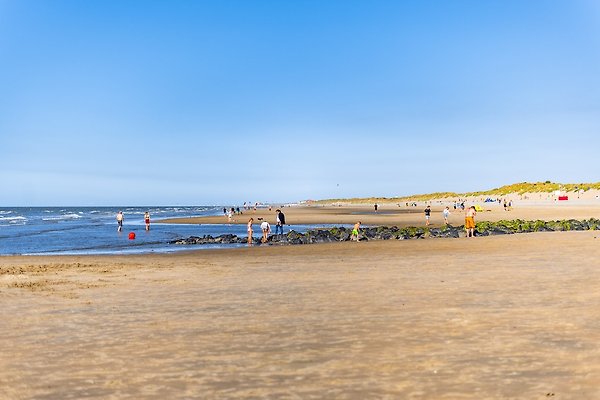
[315, 181, 600, 204]
[468, 181, 600, 196]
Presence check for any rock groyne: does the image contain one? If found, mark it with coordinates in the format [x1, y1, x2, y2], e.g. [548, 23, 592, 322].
[170, 218, 600, 246]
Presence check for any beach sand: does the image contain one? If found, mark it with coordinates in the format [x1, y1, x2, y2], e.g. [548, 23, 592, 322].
[2, 220, 600, 398]
[160, 199, 600, 227]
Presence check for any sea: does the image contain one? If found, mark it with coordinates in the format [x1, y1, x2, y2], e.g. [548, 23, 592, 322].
[0, 206, 316, 256]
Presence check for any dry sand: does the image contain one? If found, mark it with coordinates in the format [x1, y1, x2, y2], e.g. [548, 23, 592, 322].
[160, 200, 600, 228]
[2, 227, 600, 398]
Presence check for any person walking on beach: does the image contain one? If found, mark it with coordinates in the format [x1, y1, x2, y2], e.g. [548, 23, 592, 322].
[144, 211, 150, 231]
[116, 211, 124, 232]
[465, 206, 476, 238]
[247, 218, 254, 245]
[374, 203, 378, 212]
[260, 220, 271, 243]
[424, 205, 431, 226]
[443, 206, 450, 225]
[275, 209, 286, 237]
[351, 221, 361, 242]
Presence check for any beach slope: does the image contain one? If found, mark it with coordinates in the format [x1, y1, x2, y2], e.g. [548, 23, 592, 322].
[2, 231, 600, 398]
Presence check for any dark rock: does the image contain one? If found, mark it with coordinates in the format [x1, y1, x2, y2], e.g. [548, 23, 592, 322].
[215, 234, 239, 244]
[286, 230, 306, 245]
[170, 218, 598, 248]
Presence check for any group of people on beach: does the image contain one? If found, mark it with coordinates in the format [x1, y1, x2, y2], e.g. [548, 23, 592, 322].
[247, 209, 286, 245]
[116, 211, 151, 233]
[115, 208, 288, 243]
[116, 204, 477, 242]
[352, 205, 475, 241]
[349, 203, 478, 243]
[358, 204, 477, 241]
[423, 205, 477, 238]
[226, 202, 281, 222]
[426, 205, 452, 225]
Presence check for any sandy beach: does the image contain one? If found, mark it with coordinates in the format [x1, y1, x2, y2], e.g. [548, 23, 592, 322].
[3, 203, 600, 399]
[5, 0, 600, 397]
[160, 198, 600, 228]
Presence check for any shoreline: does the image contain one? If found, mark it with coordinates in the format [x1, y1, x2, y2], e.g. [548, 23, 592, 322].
[1, 201, 598, 256]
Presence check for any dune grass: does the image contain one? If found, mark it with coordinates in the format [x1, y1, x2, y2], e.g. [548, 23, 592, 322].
[314, 181, 600, 204]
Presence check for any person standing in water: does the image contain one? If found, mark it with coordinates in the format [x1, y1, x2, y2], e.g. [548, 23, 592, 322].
[275, 209, 286, 237]
[247, 218, 254, 245]
[465, 206, 476, 238]
[116, 211, 124, 232]
[260, 220, 271, 243]
[144, 211, 150, 231]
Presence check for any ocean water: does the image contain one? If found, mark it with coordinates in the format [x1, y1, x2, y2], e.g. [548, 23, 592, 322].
[0, 207, 313, 256]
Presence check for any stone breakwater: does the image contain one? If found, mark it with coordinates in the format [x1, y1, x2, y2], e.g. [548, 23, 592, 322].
[171, 218, 600, 246]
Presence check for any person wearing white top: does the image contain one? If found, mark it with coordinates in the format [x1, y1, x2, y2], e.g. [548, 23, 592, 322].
[442, 207, 450, 225]
[116, 211, 124, 232]
[260, 220, 271, 243]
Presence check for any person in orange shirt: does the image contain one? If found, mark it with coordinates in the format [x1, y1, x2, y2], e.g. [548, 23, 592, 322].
[465, 206, 476, 238]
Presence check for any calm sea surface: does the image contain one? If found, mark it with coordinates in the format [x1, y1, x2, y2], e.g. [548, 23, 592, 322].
[0, 207, 315, 255]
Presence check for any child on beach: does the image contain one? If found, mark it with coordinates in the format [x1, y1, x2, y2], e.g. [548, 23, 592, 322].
[351, 221, 361, 241]
[144, 211, 150, 231]
[443, 207, 450, 224]
[424, 206, 431, 226]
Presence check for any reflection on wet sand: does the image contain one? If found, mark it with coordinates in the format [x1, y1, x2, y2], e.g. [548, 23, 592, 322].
[2, 231, 600, 398]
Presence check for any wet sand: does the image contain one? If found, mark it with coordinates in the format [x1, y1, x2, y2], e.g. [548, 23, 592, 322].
[2, 231, 600, 398]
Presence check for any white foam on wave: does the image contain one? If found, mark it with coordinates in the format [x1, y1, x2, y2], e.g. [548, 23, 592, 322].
[0, 216, 27, 225]
[42, 213, 83, 221]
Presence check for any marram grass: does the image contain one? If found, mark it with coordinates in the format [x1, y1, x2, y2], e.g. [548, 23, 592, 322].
[315, 181, 600, 204]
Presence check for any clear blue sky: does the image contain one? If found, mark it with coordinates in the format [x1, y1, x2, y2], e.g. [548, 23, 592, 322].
[1, 1, 600, 205]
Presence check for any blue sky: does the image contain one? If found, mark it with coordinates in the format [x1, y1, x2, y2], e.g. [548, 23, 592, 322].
[1, 1, 600, 205]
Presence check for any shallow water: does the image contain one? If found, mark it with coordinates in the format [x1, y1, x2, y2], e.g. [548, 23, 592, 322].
[0, 207, 317, 255]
